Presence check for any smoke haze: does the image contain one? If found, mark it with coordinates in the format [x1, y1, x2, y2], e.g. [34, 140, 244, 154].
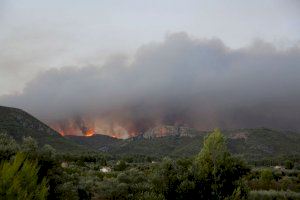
[1, 33, 300, 137]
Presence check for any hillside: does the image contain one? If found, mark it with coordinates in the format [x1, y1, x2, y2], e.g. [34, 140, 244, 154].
[0, 106, 85, 152]
[1, 105, 299, 159]
[224, 128, 300, 160]
[142, 125, 201, 138]
[68, 127, 300, 160]
[129, 128, 300, 159]
[66, 134, 121, 152]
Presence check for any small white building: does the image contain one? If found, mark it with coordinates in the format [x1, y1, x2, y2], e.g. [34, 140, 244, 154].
[100, 166, 111, 173]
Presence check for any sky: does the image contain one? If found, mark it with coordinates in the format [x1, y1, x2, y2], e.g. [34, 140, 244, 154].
[0, 0, 300, 96]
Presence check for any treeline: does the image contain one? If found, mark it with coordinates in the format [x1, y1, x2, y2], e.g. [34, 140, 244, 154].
[249, 155, 300, 168]
[1, 129, 300, 199]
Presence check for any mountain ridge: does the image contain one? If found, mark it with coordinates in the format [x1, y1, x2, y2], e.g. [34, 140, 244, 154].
[1, 105, 300, 159]
[0, 106, 85, 152]
[68, 127, 300, 160]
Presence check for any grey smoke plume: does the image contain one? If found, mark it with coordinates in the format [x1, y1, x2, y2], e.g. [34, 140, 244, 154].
[1, 33, 300, 136]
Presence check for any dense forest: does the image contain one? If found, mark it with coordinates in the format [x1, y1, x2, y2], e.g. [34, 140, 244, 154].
[1, 129, 300, 200]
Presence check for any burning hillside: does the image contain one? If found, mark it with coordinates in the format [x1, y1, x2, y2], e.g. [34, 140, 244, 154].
[51, 118, 199, 139]
[51, 117, 137, 138]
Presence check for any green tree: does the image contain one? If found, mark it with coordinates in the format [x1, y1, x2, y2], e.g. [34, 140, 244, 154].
[260, 169, 273, 182]
[40, 144, 56, 159]
[22, 136, 38, 155]
[0, 133, 19, 160]
[0, 152, 48, 200]
[151, 158, 183, 199]
[194, 128, 250, 200]
[284, 160, 294, 169]
[114, 160, 127, 171]
[150, 129, 249, 200]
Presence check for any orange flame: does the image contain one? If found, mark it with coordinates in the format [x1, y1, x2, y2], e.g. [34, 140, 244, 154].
[59, 130, 65, 136]
[50, 118, 139, 139]
[84, 129, 95, 137]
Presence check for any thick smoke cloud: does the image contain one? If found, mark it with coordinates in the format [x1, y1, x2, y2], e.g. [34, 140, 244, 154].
[1, 33, 300, 136]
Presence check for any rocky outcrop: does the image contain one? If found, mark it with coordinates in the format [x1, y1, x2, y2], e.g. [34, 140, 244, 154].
[142, 125, 198, 139]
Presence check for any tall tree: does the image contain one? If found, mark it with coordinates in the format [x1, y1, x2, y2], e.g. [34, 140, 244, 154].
[194, 129, 249, 199]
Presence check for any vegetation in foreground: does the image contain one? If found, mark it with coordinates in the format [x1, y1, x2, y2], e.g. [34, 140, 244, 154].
[1, 129, 300, 199]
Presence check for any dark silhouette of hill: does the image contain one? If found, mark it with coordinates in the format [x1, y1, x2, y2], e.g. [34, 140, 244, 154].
[0, 106, 85, 152]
